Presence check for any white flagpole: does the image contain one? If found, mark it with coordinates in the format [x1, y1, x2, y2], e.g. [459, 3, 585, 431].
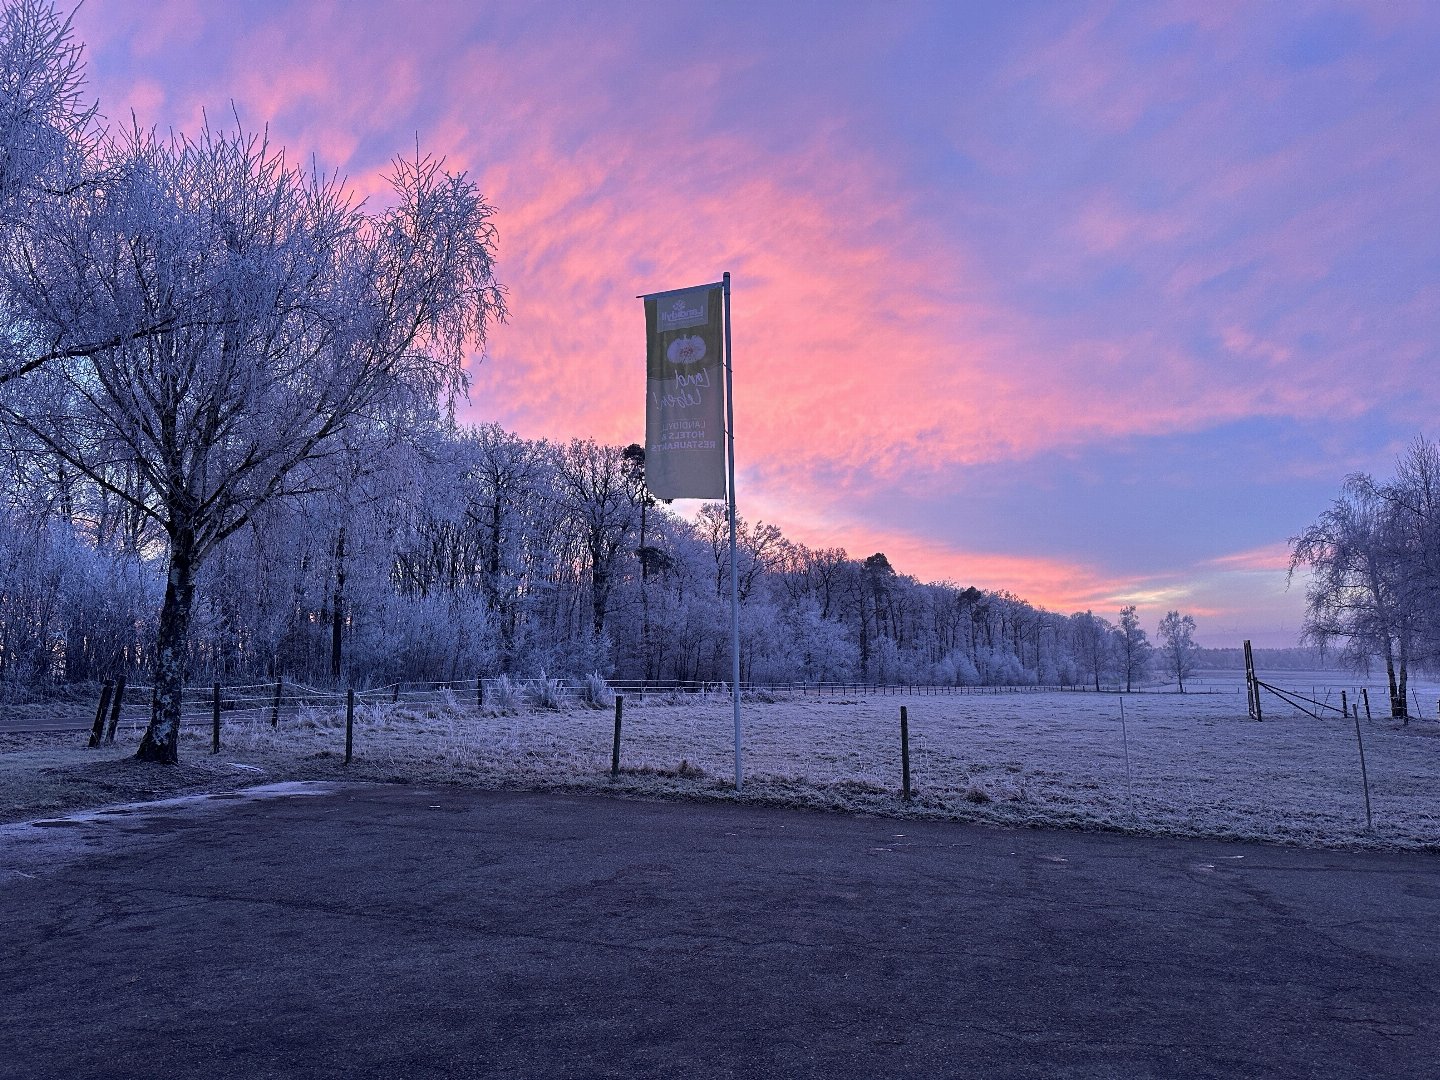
[722, 271, 742, 791]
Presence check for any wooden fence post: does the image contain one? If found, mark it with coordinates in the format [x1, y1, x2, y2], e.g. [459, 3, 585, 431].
[1354, 712, 1373, 831]
[104, 676, 126, 744]
[611, 695, 624, 777]
[477, 675, 484, 711]
[345, 688, 354, 764]
[271, 676, 283, 728]
[900, 705, 912, 802]
[212, 682, 221, 754]
[1361, 687, 1371, 720]
[89, 681, 113, 748]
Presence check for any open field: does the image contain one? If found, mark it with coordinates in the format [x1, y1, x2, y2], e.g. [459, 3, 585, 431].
[3, 682, 1437, 851]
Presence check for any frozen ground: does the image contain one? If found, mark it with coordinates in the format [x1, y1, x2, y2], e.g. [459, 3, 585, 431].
[3, 682, 1436, 850]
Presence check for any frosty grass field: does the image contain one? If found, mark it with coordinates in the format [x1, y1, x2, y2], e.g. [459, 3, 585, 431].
[71, 668, 1431, 852]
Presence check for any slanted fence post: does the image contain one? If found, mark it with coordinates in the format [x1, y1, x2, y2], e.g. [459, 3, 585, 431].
[104, 676, 126, 744]
[89, 681, 113, 748]
[1354, 712, 1373, 831]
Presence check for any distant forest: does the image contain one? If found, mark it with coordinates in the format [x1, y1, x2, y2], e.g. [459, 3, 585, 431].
[1193, 647, 1328, 672]
[1, 420, 1211, 695]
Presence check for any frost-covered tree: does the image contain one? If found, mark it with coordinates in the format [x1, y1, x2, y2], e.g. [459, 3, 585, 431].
[0, 0, 90, 199]
[1, 118, 505, 762]
[1377, 438, 1440, 665]
[0, 0, 97, 386]
[1157, 610, 1198, 692]
[455, 423, 551, 667]
[1290, 439, 1440, 719]
[554, 438, 638, 637]
[695, 502, 782, 605]
[1116, 604, 1152, 692]
[1069, 610, 1114, 691]
[1367, 439, 1440, 711]
[1291, 479, 1407, 698]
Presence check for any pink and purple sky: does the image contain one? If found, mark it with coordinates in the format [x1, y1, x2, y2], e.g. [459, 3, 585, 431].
[70, 1, 1440, 648]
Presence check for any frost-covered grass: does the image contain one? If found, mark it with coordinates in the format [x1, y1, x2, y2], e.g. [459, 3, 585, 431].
[146, 686, 1440, 851]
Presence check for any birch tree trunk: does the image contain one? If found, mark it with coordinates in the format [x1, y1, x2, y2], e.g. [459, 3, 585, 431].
[136, 525, 197, 764]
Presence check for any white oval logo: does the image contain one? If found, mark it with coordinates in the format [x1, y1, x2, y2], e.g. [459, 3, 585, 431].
[666, 336, 707, 365]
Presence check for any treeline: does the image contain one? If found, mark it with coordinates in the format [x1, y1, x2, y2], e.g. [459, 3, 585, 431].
[1193, 647, 1327, 671]
[0, 422, 1195, 694]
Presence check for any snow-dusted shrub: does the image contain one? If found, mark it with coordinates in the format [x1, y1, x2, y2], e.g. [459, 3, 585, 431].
[579, 672, 614, 708]
[488, 675, 524, 712]
[1037, 653, 1079, 687]
[529, 671, 567, 710]
[294, 704, 341, 730]
[977, 648, 1036, 686]
[933, 651, 981, 687]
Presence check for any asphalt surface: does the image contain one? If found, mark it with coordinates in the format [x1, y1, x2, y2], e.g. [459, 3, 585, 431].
[2, 784, 1437, 1079]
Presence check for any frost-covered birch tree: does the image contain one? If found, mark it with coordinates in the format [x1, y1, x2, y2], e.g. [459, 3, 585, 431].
[1289, 442, 1440, 719]
[1116, 604, 1152, 692]
[1157, 610, 1198, 693]
[0, 120, 505, 762]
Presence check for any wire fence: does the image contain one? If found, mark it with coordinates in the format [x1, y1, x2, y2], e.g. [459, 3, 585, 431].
[9, 669, 1437, 847]
[72, 675, 1207, 737]
[15, 669, 1435, 742]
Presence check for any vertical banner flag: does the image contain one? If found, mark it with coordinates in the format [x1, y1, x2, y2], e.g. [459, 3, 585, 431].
[644, 282, 727, 500]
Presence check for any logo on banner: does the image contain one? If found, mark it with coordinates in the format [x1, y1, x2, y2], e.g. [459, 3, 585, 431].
[657, 293, 709, 331]
[665, 335, 707, 366]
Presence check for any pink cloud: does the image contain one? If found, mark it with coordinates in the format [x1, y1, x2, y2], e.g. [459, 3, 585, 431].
[757, 512, 1260, 628]
[1204, 543, 1294, 574]
[1069, 197, 1190, 256]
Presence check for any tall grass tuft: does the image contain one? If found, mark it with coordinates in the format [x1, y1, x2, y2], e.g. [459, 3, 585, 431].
[579, 672, 614, 708]
[530, 670, 567, 710]
[489, 675, 525, 713]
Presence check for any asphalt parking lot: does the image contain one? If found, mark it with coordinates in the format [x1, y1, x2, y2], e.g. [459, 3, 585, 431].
[2, 784, 1437, 1079]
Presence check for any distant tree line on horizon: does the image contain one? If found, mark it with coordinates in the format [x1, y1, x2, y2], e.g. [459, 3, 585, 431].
[1192, 646, 1332, 672]
[0, 419, 1208, 697]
